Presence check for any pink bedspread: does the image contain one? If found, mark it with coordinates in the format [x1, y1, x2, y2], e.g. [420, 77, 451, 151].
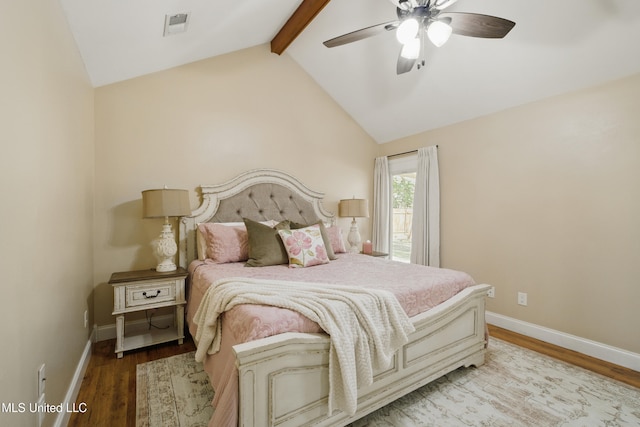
[186, 253, 475, 427]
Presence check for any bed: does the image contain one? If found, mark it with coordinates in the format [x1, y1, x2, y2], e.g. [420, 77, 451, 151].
[178, 168, 490, 427]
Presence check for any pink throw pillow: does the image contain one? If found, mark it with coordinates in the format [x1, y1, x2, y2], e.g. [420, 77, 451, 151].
[198, 223, 249, 263]
[325, 225, 347, 254]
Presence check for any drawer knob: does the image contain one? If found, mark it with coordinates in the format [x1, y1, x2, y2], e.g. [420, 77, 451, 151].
[142, 290, 161, 299]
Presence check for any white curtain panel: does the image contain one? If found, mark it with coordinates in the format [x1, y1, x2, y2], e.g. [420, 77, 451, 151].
[372, 156, 391, 254]
[410, 146, 440, 266]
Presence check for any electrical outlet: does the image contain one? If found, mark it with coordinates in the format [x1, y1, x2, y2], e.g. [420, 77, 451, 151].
[37, 364, 46, 397]
[517, 292, 528, 306]
[487, 287, 495, 298]
[84, 310, 88, 328]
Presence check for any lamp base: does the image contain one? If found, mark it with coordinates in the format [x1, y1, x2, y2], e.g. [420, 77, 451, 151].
[347, 217, 362, 254]
[153, 221, 178, 272]
[155, 260, 177, 272]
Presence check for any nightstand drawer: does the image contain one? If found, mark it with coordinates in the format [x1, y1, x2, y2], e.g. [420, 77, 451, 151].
[126, 281, 176, 308]
[112, 274, 186, 313]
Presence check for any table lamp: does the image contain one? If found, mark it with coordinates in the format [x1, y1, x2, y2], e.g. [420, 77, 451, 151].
[338, 197, 369, 254]
[142, 188, 191, 272]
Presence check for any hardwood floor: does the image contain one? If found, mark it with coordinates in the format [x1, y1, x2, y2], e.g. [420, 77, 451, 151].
[67, 325, 639, 427]
[67, 337, 196, 427]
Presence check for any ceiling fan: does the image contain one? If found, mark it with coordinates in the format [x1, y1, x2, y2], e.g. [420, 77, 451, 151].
[323, 0, 515, 75]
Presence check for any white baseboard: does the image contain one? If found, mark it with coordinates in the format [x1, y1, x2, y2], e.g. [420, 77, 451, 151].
[53, 337, 92, 427]
[486, 311, 640, 372]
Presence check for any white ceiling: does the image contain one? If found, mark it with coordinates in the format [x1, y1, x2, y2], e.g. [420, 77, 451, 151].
[61, 0, 640, 143]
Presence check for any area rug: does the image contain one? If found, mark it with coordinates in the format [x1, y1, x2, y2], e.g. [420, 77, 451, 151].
[136, 352, 214, 427]
[136, 338, 640, 426]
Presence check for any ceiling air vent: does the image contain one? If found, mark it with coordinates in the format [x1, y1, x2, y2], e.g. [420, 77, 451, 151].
[163, 13, 190, 37]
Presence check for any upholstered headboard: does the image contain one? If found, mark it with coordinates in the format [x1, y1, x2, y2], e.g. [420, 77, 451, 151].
[178, 169, 335, 268]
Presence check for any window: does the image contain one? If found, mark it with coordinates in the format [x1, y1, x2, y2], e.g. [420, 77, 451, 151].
[392, 173, 416, 262]
[388, 154, 418, 263]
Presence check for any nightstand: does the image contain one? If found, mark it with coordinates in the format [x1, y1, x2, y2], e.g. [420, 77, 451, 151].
[363, 251, 389, 258]
[109, 267, 187, 358]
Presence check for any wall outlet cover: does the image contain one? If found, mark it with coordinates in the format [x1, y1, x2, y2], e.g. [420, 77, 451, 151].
[38, 364, 46, 397]
[517, 292, 528, 306]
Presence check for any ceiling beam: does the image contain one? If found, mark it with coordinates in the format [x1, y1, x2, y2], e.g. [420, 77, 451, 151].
[271, 0, 332, 55]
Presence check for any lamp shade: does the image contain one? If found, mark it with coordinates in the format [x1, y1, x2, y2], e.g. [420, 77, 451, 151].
[142, 189, 191, 218]
[338, 198, 369, 218]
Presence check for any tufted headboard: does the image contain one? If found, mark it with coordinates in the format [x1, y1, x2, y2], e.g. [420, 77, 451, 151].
[178, 169, 335, 268]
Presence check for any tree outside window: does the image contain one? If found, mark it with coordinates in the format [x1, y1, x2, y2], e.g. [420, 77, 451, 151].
[392, 173, 415, 262]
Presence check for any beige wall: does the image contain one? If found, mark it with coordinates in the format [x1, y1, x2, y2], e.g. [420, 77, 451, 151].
[0, 1, 95, 426]
[378, 73, 640, 354]
[93, 45, 378, 326]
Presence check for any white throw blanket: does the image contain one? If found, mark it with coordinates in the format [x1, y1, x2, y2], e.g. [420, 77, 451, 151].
[192, 277, 415, 416]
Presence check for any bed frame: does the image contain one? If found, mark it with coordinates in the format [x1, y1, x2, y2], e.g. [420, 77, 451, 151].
[179, 168, 489, 427]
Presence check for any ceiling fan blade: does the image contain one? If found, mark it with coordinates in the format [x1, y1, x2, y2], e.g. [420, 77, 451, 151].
[438, 12, 515, 39]
[396, 50, 417, 75]
[323, 21, 399, 48]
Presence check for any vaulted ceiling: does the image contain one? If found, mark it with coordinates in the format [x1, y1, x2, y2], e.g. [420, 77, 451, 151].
[60, 0, 640, 143]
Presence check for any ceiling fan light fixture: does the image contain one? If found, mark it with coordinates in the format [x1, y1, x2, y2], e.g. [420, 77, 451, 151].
[396, 18, 419, 45]
[397, 0, 412, 11]
[323, 1, 515, 75]
[400, 37, 421, 59]
[434, 0, 458, 10]
[427, 21, 452, 47]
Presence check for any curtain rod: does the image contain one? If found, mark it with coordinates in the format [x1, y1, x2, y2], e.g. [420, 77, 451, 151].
[387, 145, 438, 158]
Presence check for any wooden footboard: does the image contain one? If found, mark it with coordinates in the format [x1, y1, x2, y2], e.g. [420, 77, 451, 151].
[233, 284, 490, 427]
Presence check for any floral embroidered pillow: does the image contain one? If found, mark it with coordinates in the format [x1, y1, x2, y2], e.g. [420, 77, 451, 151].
[277, 224, 330, 268]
